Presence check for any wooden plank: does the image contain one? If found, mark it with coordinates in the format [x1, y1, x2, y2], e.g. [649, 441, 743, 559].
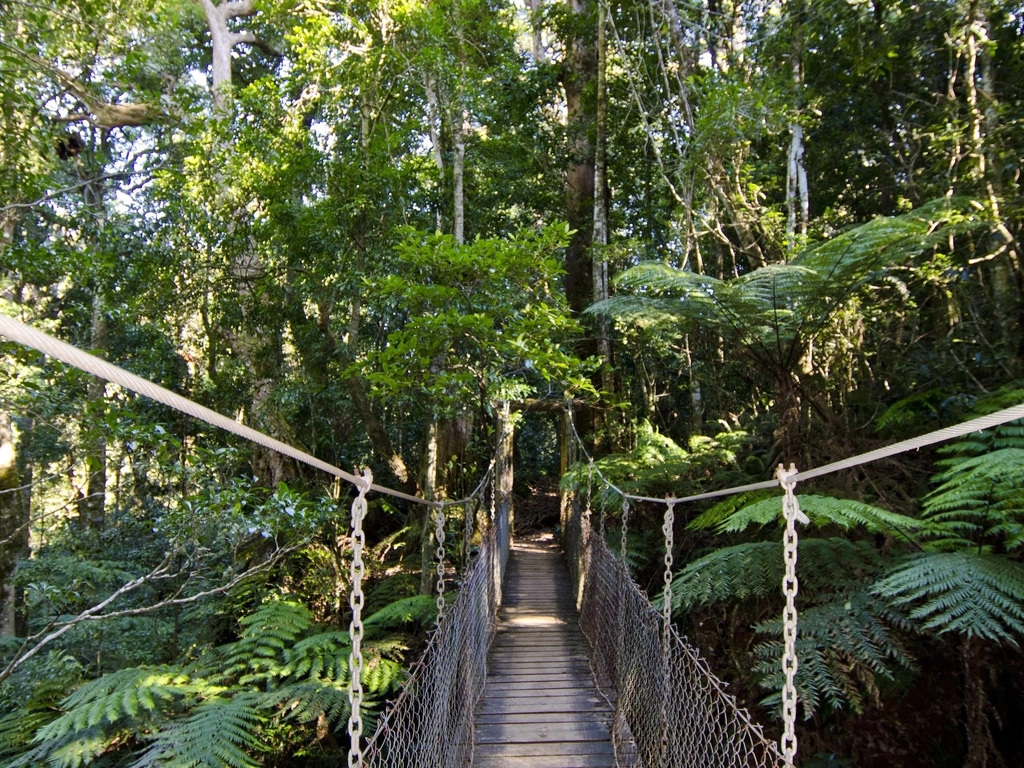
[475, 742, 615, 758]
[475, 722, 611, 744]
[474, 711, 610, 726]
[472, 536, 626, 767]
[472, 755, 616, 768]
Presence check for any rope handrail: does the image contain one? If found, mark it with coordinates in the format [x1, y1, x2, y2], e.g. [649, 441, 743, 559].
[0, 314, 495, 509]
[566, 397, 1024, 507]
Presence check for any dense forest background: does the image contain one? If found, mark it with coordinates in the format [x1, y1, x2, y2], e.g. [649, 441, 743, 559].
[1, 0, 1024, 766]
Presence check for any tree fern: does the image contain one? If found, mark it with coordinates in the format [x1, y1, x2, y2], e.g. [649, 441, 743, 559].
[703, 493, 926, 537]
[753, 589, 916, 715]
[686, 488, 778, 531]
[31, 667, 199, 744]
[596, 199, 976, 362]
[923, 448, 1024, 551]
[225, 600, 313, 684]
[130, 694, 265, 768]
[362, 595, 438, 635]
[873, 552, 1024, 643]
[671, 538, 884, 610]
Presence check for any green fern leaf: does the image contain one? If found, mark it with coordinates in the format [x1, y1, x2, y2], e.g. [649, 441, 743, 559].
[753, 589, 915, 715]
[130, 694, 264, 768]
[672, 538, 884, 610]
[873, 552, 1024, 643]
[711, 494, 925, 536]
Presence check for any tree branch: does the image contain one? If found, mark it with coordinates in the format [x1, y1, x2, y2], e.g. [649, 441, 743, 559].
[0, 546, 293, 683]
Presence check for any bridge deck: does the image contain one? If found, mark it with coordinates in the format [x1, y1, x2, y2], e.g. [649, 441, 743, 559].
[472, 534, 617, 768]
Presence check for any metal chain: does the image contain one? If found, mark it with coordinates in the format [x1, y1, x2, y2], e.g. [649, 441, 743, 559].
[777, 463, 808, 768]
[463, 498, 474, 571]
[489, 470, 497, 523]
[620, 498, 630, 562]
[347, 468, 373, 768]
[435, 507, 447, 620]
[662, 499, 676, 628]
[659, 498, 677, 768]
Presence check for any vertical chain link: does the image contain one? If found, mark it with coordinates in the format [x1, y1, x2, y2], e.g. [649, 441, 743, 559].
[463, 499, 474, 571]
[777, 463, 808, 768]
[347, 468, 372, 768]
[659, 498, 676, 768]
[435, 506, 447, 620]
[620, 497, 630, 562]
[662, 499, 675, 629]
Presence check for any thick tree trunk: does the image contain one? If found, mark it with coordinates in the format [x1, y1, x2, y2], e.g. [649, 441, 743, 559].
[561, 0, 596, 317]
[199, 0, 259, 110]
[0, 412, 27, 637]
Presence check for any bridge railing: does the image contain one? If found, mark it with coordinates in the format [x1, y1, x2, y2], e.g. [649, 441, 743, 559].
[564, 494, 784, 768]
[363, 434, 512, 768]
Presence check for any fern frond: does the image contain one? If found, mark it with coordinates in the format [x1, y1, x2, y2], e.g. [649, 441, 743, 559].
[711, 494, 925, 536]
[687, 489, 779, 531]
[873, 552, 1024, 643]
[753, 589, 916, 715]
[261, 682, 349, 726]
[223, 600, 312, 681]
[672, 538, 884, 610]
[130, 694, 264, 768]
[362, 596, 438, 635]
[36, 667, 195, 743]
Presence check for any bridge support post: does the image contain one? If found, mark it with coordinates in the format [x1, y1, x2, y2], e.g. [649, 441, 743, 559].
[495, 401, 514, 538]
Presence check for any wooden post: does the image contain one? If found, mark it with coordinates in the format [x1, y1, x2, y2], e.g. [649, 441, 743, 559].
[496, 401, 514, 538]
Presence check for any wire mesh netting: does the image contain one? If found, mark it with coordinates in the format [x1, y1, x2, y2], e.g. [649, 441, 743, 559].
[362, 490, 511, 768]
[564, 495, 784, 768]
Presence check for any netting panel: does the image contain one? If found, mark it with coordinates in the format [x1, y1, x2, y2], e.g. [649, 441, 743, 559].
[362, 494, 510, 768]
[567, 498, 783, 768]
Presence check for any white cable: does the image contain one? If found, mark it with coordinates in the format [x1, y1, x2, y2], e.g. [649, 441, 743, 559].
[0, 315, 498, 509]
[564, 395, 1024, 507]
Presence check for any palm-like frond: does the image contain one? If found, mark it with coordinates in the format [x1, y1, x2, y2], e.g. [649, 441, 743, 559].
[130, 694, 264, 768]
[362, 595, 438, 635]
[596, 199, 976, 363]
[873, 552, 1024, 643]
[672, 538, 884, 610]
[753, 589, 916, 714]
[706, 494, 926, 537]
[34, 668, 198, 743]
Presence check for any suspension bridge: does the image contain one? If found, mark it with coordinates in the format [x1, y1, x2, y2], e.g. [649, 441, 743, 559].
[3, 315, 1024, 768]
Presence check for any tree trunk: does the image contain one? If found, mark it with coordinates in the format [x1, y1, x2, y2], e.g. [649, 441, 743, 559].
[525, 0, 546, 62]
[0, 412, 27, 637]
[453, 117, 467, 244]
[786, 0, 809, 249]
[425, 78, 445, 232]
[81, 293, 107, 528]
[199, 0, 258, 110]
[592, 0, 612, 379]
[419, 417, 440, 595]
[561, 0, 596, 317]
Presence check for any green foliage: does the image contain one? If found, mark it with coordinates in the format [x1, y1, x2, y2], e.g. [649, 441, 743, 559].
[753, 589, 916, 715]
[594, 199, 980, 371]
[873, 553, 1024, 644]
[363, 226, 594, 410]
[692, 493, 926, 537]
[562, 421, 751, 503]
[1, 597, 414, 768]
[131, 695, 265, 768]
[671, 538, 885, 611]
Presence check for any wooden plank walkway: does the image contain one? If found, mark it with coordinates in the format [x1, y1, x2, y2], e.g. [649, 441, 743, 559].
[472, 534, 617, 768]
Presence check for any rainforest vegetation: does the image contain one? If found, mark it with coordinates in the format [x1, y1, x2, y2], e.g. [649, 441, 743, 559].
[1, 0, 1023, 765]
